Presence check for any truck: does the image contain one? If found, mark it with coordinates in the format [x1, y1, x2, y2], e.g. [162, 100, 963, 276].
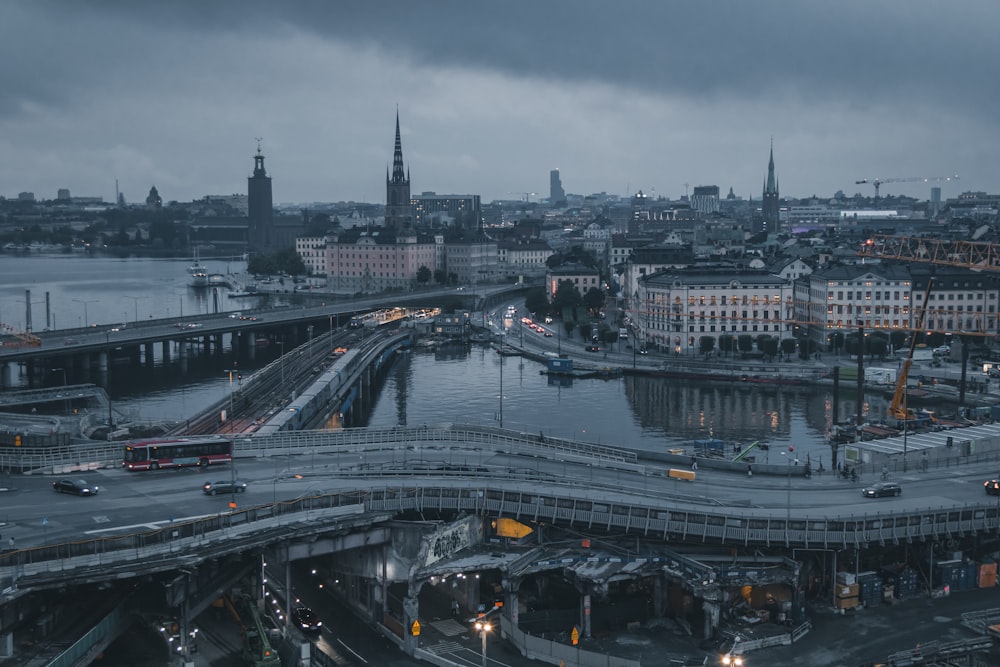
[619, 327, 628, 340]
[912, 347, 934, 361]
[865, 367, 898, 386]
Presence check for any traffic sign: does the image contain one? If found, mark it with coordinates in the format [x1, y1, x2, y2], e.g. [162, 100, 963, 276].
[571, 626, 579, 645]
[411, 619, 421, 636]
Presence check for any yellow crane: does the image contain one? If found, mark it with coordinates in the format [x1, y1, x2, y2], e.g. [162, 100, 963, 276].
[887, 279, 936, 425]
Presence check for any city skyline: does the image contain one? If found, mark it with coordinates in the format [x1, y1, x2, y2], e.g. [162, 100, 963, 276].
[1, 2, 996, 206]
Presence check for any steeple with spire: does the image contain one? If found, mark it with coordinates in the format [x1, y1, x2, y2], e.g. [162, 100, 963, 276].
[385, 110, 413, 229]
[761, 140, 780, 234]
[248, 137, 274, 249]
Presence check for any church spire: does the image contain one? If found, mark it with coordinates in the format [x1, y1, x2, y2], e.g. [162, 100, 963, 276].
[390, 110, 406, 185]
[764, 139, 777, 196]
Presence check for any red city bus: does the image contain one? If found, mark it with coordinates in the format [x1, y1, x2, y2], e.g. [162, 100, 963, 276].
[123, 436, 233, 471]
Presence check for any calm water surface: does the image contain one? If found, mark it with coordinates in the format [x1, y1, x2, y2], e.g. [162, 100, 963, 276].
[1, 253, 883, 467]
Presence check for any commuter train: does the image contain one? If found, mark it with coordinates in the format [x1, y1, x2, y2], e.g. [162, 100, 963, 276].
[254, 349, 361, 436]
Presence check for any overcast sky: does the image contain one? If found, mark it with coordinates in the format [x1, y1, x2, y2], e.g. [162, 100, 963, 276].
[1, 1, 995, 206]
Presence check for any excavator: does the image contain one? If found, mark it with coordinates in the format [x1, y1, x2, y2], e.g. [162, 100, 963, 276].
[887, 280, 939, 429]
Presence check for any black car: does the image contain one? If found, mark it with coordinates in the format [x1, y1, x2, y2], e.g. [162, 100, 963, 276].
[862, 481, 901, 498]
[291, 606, 322, 633]
[203, 480, 248, 495]
[986, 479, 1000, 496]
[53, 479, 100, 496]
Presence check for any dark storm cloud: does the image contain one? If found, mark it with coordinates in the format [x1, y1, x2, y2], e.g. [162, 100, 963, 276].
[32, 1, 1000, 114]
[2, 1, 997, 202]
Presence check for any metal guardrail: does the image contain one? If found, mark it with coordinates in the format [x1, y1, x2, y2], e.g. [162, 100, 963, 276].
[6, 481, 1000, 597]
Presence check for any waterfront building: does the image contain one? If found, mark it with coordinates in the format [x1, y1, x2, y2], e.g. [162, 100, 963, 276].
[797, 263, 914, 350]
[546, 263, 602, 302]
[496, 239, 553, 279]
[321, 228, 440, 293]
[444, 236, 499, 284]
[634, 268, 794, 355]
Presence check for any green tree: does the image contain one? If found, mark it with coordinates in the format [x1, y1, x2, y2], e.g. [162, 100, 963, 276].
[583, 286, 606, 316]
[416, 266, 431, 285]
[718, 334, 735, 356]
[434, 269, 447, 284]
[699, 336, 716, 356]
[524, 287, 548, 316]
[780, 338, 797, 357]
[737, 334, 753, 356]
[552, 280, 582, 312]
[759, 335, 779, 360]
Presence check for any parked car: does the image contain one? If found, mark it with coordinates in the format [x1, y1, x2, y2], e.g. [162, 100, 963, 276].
[933, 346, 951, 356]
[203, 480, 248, 495]
[63, 337, 80, 346]
[862, 481, 901, 498]
[586, 344, 600, 352]
[291, 606, 322, 633]
[985, 479, 1000, 496]
[53, 479, 100, 496]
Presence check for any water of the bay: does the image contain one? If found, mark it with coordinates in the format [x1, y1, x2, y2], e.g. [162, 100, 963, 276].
[1, 253, 887, 466]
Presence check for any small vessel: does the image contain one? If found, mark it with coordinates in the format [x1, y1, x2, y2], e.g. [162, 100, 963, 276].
[188, 249, 208, 288]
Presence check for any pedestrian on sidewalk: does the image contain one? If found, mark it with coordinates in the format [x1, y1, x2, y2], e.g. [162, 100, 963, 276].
[747, 463, 753, 477]
[451, 599, 460, 617]
[691, 456, 698, 471]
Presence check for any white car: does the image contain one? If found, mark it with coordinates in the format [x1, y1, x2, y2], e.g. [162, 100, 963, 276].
[933, 346, 951, 356]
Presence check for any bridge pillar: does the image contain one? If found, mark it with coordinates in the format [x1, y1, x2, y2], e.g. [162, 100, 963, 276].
[213, 333, 223, 355]
[202, 335, 211, 355]
[501, 575, 522, 627]
[144, 342, 154, 366]
[162, 340, 171, 363]
[652, 574, 666, 618]
[179, 339, 188, 374]
[403, 584, 422, 656]
[0, 362, 8, 389]
[702, 600, 720, 639]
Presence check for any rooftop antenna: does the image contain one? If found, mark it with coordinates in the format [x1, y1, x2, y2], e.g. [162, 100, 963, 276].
[683, 182, 690, 198]
[254, 137, 263, 153]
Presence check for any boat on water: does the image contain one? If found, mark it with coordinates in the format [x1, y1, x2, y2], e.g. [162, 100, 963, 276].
[188, 249, 208, 288]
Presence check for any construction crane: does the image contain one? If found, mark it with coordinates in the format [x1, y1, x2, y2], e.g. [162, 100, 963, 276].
[858, 235, 1000, 272]
[855, 174, 958, 200]
[887, 279, 937, 427]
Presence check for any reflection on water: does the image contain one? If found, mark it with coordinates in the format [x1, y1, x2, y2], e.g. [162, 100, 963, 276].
[367, 346, 892, 467]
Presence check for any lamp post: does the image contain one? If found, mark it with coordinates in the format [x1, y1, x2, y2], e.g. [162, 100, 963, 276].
[104, 331, 113, 428]
[782, 446, 796, 530]
[73, 298, 99, 327]
[125, 295, 145, 323]
[498, 332, 505, 428]
[474, 620, 491, 667]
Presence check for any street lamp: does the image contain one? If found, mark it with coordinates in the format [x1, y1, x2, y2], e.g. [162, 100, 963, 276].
[73, 298, 99, 327]
[277, 338, 286, 388]
[474, 620, 491, 667]
[498, 332, 505, 428]
[782, 446, 797, 530]
[104, 331, 114, 428]
[125, 295, 146, 323]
